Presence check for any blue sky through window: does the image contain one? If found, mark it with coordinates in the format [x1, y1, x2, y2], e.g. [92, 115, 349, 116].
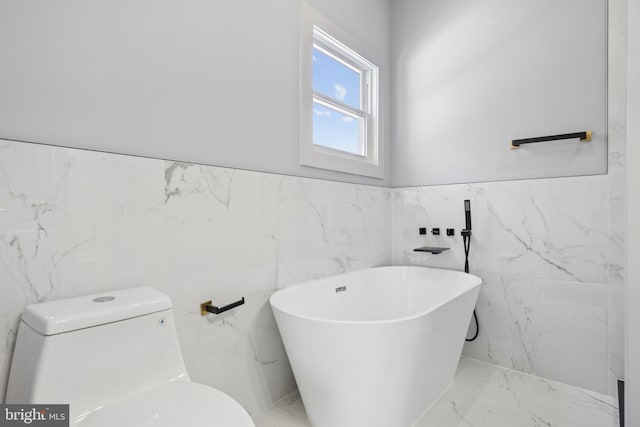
[312, 47, 362, 154]
[312, 102, 361, 154]
[313, 48, 360, 108]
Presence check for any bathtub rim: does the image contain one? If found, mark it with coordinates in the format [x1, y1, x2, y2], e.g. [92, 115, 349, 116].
[270, 265, 482, 326]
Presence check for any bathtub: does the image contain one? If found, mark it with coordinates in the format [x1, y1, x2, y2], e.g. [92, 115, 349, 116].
[270, 266, 481, 427]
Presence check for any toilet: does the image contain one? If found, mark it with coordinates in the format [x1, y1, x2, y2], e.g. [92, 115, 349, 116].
[6, 287, 256, 427]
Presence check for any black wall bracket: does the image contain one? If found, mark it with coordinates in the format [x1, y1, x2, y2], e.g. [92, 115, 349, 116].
[618, 380, 625, 427]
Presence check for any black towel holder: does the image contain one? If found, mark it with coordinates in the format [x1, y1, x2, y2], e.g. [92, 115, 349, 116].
[511, 131, 592, 148]
[200, 297, 245, 316]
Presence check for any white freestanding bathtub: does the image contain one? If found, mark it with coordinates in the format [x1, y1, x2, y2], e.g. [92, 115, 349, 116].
[270, 266, 482, 427]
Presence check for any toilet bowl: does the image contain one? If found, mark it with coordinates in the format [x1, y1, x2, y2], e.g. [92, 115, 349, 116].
[77, 382, 251, 427]
[5, 287, 255, 427]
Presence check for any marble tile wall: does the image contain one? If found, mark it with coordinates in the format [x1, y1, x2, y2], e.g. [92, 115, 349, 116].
[391, 174, 617, 395]
[0, 139, 622, 407]
[0, 139, 391, 410]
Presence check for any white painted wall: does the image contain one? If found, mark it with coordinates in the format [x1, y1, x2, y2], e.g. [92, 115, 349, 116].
[390, 0, 607, 186]
[0, 0, 391, 186]
[625, 0, 640, 422]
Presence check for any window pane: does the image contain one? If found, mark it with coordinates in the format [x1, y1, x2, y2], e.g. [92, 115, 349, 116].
[313, 47, 361, 110]
[313, 102, 363, 155]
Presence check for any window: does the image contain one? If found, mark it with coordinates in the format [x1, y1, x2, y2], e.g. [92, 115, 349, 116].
[300, 7, 382, 179]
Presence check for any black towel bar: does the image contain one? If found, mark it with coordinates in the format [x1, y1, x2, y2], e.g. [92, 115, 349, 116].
[511, 131, 592, 148]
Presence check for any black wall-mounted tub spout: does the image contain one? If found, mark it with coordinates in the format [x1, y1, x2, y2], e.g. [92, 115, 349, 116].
[413, 247, 449, 254]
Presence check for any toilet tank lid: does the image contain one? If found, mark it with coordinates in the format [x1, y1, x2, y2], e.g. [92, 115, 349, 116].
[22, 287, 172, 336]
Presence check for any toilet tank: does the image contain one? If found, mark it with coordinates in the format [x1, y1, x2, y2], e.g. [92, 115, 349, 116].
[6, 287, 189, 422]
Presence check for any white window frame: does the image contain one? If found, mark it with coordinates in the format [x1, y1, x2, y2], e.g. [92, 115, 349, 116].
[300, 5, 383, 179]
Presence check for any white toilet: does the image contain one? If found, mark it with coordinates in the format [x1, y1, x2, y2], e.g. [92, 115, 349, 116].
[6, 287, 256, 427]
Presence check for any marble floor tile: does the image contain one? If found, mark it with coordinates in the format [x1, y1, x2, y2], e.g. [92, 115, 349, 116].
[416, 358, 618, 427]
[252, 392, 310, 427]
[253, 358, 618, 427]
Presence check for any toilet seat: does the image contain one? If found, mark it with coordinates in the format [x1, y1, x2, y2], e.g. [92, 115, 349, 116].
[76, 381, 255, 427]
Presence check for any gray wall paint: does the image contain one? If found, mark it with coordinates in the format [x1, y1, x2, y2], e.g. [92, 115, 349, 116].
[390, 0, 607, 187]
[626, 0, 639, 422]
[0, 0, 391, 186]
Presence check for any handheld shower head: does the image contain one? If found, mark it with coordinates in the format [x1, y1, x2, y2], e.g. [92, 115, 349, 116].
[464, 200, 472, 230]
[462, 200, 472, 237]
